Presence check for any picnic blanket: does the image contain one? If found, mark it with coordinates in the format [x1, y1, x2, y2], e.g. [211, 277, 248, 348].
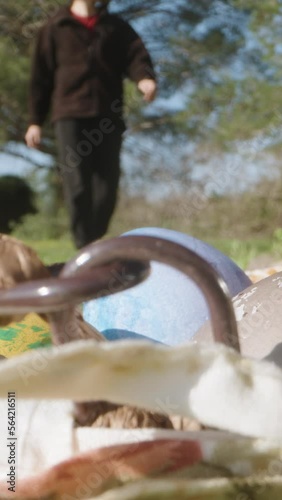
[0, 313, 51, 358]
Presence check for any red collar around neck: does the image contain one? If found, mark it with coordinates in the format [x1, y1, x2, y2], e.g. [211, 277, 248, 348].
[71, 10, 99, 30]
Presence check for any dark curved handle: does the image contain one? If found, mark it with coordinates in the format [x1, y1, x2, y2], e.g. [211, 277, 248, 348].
[0, 260, 150, 314]
[62, 235, 240, 351]
[0, 235, 240, 351]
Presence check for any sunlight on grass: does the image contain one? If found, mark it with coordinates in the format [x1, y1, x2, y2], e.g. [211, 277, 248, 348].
[24, 239, 76, 265]
[22, 235, 282, 270]
[207, 238, 275, 269]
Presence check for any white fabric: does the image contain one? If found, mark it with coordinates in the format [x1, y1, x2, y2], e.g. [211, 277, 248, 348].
[0, 340, 281, 441]
[0, 399, 73, 479]
[0, 339, 282, 483]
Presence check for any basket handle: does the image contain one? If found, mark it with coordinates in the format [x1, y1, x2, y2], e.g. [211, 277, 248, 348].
[0, 235, 240, 351]
[62, 235, 240, 351]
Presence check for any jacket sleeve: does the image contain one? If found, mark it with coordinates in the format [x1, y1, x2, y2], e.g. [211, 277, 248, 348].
[28, 24, 56, 126]
[121, 20, 156, 83]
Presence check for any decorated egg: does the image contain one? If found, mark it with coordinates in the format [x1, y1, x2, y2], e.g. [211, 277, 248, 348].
[83, 227, 251, 345]
[196, 271, 282, 364]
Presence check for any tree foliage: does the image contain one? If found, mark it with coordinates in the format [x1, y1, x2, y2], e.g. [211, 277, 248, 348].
[0, 0, 282, 163]
[161, 0, 282, 145]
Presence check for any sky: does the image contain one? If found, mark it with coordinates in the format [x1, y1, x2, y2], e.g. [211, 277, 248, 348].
[0, 143, 53, 177]
[0, 153, 31, 177]
[1, 130, 280, 201]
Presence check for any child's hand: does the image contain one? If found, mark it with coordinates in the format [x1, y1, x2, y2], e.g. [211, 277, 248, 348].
[25, 125, 42, 149]
[137, 79, 157, 102]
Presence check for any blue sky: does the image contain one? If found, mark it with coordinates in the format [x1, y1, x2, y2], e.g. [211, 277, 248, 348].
[0, 143, 54, 178]
[0, 153, 31, 177]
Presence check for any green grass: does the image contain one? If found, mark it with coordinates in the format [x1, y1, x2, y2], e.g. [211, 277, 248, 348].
[14, 187, 282, 269]
[23, 236, 282, 270]
[24, 239, 76, 265]
[206, 238, 279, 270]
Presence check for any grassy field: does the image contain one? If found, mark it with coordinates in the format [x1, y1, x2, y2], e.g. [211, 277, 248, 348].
[17, 185, 282, 269]
[24, 235, 282, 270]
[24, 239, 76, 265]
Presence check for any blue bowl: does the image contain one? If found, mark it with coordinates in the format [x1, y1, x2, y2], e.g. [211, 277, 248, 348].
[84, 228, 251, 345]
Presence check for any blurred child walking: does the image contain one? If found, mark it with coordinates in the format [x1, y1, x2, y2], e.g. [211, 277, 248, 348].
[25, 0, 157, 248]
